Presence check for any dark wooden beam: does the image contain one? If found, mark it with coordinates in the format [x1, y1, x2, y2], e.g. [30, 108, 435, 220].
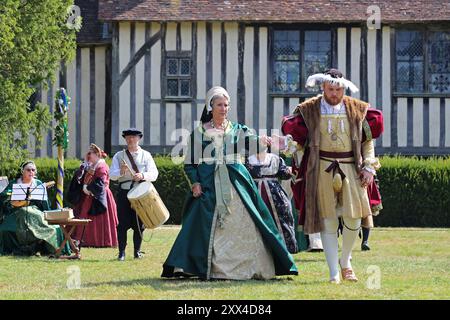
[237, 23, 245, 124]
[111, 22, 120, 146]
[118, 28, 162, 87]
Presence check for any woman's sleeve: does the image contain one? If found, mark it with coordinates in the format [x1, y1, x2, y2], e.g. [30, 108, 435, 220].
[0, 182, 13, 219]
[277, 156, 292, 180]
[238, 124, 263, 156]
[184, 131, 200, 186]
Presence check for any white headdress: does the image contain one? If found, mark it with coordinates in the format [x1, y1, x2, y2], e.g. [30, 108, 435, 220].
[305, 70, 359, 93]
[205, 86, 230, 112]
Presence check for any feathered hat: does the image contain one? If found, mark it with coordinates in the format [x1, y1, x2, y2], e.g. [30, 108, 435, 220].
[305, 68, 359, 93]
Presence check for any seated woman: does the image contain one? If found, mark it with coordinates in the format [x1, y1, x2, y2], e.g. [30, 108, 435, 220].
[68, 143, 118, 247]
[0, 161, 70, 256]
[161, 86, 298, 280]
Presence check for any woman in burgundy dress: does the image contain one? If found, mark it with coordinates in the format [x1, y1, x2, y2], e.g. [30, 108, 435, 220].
[69, 144, 118, 247]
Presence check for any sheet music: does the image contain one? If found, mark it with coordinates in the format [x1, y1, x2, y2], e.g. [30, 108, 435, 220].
[11, 183, 48, 201]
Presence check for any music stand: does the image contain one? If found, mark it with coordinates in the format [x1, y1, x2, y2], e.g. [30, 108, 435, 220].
[11, 183, 48, 203]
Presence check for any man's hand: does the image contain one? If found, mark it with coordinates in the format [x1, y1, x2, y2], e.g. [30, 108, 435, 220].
[360, 170, 374, 188]
[120, 162, 129, 176]
[132, 173, 144, 182]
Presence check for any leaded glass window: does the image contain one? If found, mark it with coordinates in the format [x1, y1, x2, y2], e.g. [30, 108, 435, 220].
[428, 32, 450, 93]
[395, 30, 450, 94]
[272, 30, 332, 93]
[304, 31, 332, 77]
[396, 31, 424, 92]
[165, 55, 191, 98]
[273, 31, 301, 92]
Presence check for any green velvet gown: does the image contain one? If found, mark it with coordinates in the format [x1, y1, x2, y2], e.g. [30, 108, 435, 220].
[0, 179, 70, 256]
[162, 122, 298, 279]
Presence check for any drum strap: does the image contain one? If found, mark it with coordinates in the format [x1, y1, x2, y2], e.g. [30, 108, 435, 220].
[125, 149, 140, 174]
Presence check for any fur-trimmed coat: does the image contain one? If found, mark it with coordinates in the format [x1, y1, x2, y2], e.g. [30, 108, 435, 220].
[282, 95, 377, 234]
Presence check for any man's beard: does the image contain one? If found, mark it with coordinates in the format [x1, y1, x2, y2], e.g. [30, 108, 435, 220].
[323, 94, 343, 106]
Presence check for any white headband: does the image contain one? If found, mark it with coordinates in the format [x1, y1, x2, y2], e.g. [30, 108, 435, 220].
[205, 86, 230, 112]
[305, 73, 359, 93]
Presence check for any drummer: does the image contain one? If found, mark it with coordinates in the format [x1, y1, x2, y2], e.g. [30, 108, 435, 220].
[110, 128, 159, 261]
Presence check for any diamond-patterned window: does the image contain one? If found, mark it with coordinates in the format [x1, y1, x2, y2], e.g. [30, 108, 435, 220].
[272, 30, 332, 93]
[396, 30, 450, 94]
[396, 31, 424, 92]
[165, 53, 191, 98]
[428, 32, 450, 93]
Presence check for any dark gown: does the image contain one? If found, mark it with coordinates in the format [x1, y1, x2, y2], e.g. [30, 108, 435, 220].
[246, 153, 298, 254]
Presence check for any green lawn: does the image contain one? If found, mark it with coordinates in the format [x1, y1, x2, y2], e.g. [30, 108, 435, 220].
[0, 227, 448, 300]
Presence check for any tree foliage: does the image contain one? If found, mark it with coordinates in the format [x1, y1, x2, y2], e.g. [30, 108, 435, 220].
[0, 0, 78, 165]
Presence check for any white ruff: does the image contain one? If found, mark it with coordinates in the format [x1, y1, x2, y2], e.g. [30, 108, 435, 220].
[305, 73, 359, 93]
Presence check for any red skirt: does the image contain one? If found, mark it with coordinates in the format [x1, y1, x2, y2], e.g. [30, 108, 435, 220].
[73, 188, 118, 247]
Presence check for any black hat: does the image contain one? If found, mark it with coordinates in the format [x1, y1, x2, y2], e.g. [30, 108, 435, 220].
[122, 128, 143, 138]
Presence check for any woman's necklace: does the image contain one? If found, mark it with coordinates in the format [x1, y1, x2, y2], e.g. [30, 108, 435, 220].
[210, 119, 228, 130]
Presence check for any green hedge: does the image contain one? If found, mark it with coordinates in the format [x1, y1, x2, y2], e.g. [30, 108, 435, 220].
[1, 156, 449, 227]
[375, 156, 450, 228]
[0, 157, 190, 225]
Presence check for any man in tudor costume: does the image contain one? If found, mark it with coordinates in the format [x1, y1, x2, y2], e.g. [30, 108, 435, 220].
[281, 69, 383, 283]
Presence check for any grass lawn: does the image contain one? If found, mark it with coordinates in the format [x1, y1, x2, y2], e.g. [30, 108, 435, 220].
[0, 227, 448, 300]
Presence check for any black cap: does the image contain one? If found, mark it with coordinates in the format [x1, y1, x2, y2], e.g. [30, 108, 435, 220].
[122, 128, 143, 138]
[324, 68, 344, 79]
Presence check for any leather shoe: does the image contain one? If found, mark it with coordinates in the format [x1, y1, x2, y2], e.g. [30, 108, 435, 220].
[361, 241, 371, 251]
[341, 268, 358, 282]
[118, 252, 125, 261]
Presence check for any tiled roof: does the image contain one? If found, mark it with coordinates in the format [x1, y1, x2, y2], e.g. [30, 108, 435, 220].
[76, 0, 110, 44]
[98, 0, 450, 22]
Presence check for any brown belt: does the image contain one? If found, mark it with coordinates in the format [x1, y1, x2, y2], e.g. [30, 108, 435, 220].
[319, 150, 354, 158]
[319, 151, 354, 181]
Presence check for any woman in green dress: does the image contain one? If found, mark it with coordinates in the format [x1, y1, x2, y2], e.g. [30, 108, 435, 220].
[0, 161, 69, 256]
[162, 86, 298, 280]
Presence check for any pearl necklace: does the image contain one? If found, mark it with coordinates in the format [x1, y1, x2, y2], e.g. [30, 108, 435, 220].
[210, 119, 228, 130]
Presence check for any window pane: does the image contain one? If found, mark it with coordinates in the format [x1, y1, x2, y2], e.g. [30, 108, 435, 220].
[167, 79, 178, 96]
[273, 61, 300, 92]
[428, 32, 450, 93]
[180, 80, 190, 96]
[167, 59, 178, 75]
[396, 31, 423, 61]
[396, 31, 424, 92]
[304, 30, 331, 82]
[180, 59, 191, 76]
[274, 30, 300, 60]
[396, 61, 423, 92]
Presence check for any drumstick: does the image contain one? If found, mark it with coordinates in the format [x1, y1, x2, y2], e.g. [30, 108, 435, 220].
[121, 159, 135, 175]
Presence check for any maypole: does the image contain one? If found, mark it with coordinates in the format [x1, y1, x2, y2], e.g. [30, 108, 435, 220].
[53, 88, 70, 209]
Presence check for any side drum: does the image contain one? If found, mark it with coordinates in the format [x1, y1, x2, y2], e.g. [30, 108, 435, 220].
[127, 181, 170, 229]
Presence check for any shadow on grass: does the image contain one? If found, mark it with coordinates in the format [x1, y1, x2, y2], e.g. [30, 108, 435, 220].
[83, 275, 325, 290]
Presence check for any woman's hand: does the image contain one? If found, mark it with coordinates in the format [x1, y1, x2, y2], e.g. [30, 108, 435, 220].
[259, 135, 272, 147]
[286, 166, 293, 175]
[82, 184, 92, 196]
[192, 183, 202, 198]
